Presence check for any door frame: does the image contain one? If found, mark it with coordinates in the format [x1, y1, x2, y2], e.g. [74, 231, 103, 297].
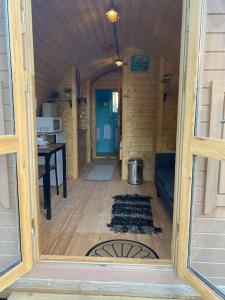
[94, 89, 119, 158]
[91, 87, 120, 159]
[31, 1, 185, 265]
[176, 0, 225, 299]
[0, 0, 35, 291]
[17, 0, 221, 296]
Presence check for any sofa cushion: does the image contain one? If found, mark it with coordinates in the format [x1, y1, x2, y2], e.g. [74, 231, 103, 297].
[164, 181, 174, 202]
[155, 153, 175, 170]
[156, 167, 174, 186]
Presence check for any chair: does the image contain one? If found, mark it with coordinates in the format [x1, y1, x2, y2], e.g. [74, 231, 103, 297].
[52, 153, 59, 195]
[38, 160, 59, 209]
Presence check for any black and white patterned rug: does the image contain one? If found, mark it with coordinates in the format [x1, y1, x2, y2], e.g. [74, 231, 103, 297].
[86, 239, 159, 259]
[107, 194, 162, 234]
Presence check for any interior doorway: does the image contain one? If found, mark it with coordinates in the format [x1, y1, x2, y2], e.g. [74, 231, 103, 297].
[31, 0, 183, 262]
[95, 89, 119, 157]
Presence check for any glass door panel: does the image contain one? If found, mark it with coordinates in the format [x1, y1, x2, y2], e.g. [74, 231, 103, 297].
[0, 0, 14, 135]
[189, 155, 225, 298]
[0, 153, 21, 275]
[195, 0, 225, 139]
[0, 0, 33, 292]
[177, 0, 225, 299]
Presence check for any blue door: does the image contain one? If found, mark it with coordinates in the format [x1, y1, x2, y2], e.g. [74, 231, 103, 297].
[96, 89, 118, 156]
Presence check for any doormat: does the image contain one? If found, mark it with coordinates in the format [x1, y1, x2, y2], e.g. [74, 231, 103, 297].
[107, 194, 162, 234]
[86, 239, 159, 259]
[86, 162, 116, 181]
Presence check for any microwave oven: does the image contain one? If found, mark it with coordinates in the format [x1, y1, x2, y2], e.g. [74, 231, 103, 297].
[36, 117, 63, 133]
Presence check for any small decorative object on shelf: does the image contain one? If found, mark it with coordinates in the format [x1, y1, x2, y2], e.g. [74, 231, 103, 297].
[64, 87, 73, 108]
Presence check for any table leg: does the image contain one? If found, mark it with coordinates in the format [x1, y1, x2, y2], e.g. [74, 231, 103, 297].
[45, 154, 51, 220]
[62, 145, 67, 198]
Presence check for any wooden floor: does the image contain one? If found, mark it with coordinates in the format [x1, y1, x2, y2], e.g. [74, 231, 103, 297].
[40, 160, 172, 259]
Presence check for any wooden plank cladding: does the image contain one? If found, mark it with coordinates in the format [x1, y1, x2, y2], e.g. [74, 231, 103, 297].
[122, 48, 158, 181]
[31, 0, 182, 102]
[57, 68, 78, 179]
[197, 0, 225, 138]
[189, 0, 225, 287]
[121, 48, 179, 181]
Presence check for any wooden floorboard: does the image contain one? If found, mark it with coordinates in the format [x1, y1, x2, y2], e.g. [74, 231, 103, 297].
[40, 160, 172, 259]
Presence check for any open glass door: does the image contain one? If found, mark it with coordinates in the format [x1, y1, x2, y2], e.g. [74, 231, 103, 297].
[177, 0, 225, 299]
[0, 0, 33, 292]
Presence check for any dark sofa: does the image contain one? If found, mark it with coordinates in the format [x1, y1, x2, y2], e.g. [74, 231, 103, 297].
[155, 153, 175, 218]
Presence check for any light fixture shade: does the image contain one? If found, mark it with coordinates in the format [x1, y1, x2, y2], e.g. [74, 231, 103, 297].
[115, 59, 123, 67]
[106, 8, 119, 23]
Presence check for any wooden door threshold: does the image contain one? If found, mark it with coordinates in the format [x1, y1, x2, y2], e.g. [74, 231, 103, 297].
[9, 292, 202, 300]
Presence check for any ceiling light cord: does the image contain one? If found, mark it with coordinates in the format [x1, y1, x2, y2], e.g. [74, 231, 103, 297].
[106, 0, 122, 65]
[112, 22, 120, 59]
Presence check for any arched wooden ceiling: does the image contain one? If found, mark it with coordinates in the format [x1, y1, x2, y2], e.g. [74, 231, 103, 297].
[32, 0, 182, 97]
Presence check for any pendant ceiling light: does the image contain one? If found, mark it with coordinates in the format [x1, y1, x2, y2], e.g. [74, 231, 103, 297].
[115, 58, 123, 67]
[106, 0, 119, 23]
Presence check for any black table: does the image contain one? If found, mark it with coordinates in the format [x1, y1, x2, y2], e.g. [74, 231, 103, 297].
[38, 143, 67, 220]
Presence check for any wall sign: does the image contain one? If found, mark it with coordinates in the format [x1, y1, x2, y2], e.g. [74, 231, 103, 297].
[130, 55, 150, 72]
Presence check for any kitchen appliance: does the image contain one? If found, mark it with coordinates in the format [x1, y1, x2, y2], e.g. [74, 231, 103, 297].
[36, 117, 63, 133]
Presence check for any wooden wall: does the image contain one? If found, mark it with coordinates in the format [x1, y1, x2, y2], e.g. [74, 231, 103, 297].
[192, 156, 225, 285]
[78, 81, 91, 163]
[122, 48, 159, 181]
[89, 54, 178, 180]
[0, 2, 20, 274]
[161, 62, 179, 151]
[78, 83, 88, 130]
[156, 58, 179, 153]
[197, 0, 225, 138]
[57, 68, 78, 179]
[91, 71, 122, 158]
[31, 0, 182, 100]
[191, 0, 225, 286]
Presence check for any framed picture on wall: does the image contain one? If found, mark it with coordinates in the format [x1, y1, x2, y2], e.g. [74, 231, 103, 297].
[130, 55, 150, 72]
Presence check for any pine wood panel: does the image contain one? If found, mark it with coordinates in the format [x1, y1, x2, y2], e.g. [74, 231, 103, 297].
[78, 130, 86, 172]
[189, 0, 225, 276]
[160, 62, 179, 152]
[57, 68, 78, 179]
[122, 48, 158, 181]
[191, 155, 225, 284]
[31, 0, 182, 100]
[197, 2, 225, 139]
